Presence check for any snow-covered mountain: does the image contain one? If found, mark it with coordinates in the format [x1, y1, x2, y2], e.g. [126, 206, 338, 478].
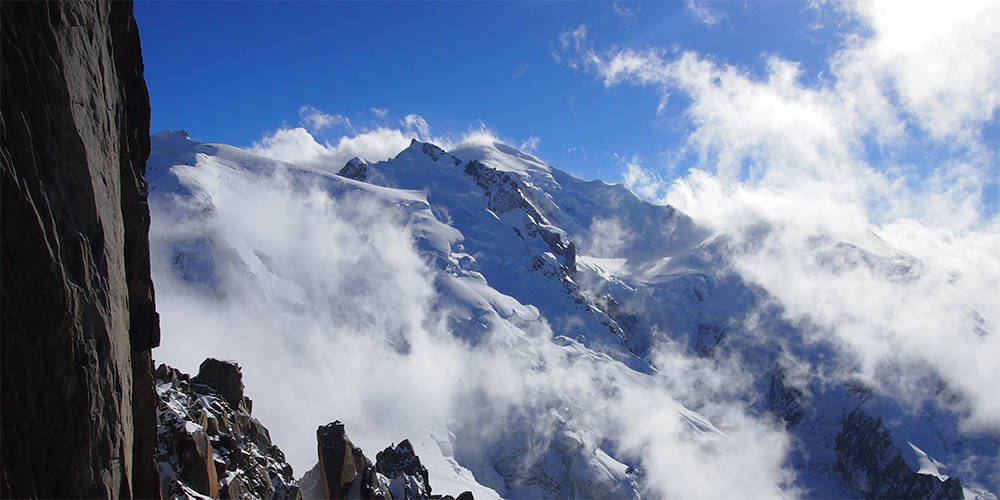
[146, 130, 998, 499]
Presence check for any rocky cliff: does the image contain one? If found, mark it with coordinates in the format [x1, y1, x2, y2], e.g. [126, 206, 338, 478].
[155, 359, 301, 499]
[1, 1, 159, 497]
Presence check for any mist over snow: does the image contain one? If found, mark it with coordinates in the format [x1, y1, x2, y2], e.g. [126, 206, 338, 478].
[147, 129, 801, 498]
[560, 0, 1000, 432]
[144, 0, 998, 498]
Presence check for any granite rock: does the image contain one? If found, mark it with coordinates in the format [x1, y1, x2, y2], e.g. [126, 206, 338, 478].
[1, 1, 158, 497]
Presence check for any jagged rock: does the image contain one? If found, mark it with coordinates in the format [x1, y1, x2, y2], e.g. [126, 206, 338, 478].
[768, 367, 805, 428]
[175, 424, 219, 497]
[338, 157, 369, 181]
[306, 424, 471, 500]
[694, 324, 725, 358]
[1, 1, 159, 497]
[299, 463, 324, 499]
[156, 361, 301, 500]
[376, 440, 431, 499]
[835, 407, 964, 499]
[317, 421, 366, 498]
[463, 159, 577, 281]
[220, 476, 251, 499]
[192, 357, 247, 411]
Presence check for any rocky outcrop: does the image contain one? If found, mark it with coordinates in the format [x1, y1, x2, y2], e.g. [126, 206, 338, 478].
[155, 360, 301, 500]
[835, 407, 965, 499]
[768, 367, 805, 428]
[337, 157, 369, 182]
[191, 357, 250, 412]
[1, 1, 159, 497]
[463, 159, 576, 281]
[316, 421, 392, 500]
[305, 422, 472, 500]
[375, 440, 431, 499]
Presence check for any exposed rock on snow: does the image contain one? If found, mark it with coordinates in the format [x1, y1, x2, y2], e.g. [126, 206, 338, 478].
[302, 422, 473, 500]
[338, 157, 369, 182]
[147, 133, 998, 499]
[835, 406, 964, 499]
[155, 361, 301, 500]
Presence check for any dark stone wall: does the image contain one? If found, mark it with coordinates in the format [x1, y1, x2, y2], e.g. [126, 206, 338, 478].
[1, 1, 159, 497]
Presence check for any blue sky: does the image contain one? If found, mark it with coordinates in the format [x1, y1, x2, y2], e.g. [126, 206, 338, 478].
[135, 1, 998, 229]
[136, 2, 854, 180]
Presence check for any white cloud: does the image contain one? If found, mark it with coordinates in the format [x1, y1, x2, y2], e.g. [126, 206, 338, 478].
[558, 0, 1000, 432]
[582, 217, 633, 257]
[684, 0, 723, 25]
[248, 112, 529, 176]
[402, 114, 431, 140]
[299, 105, 354, 134]
[843, 0, 1000, 142]
[612, 3, 635, 19]
[371, 107, 389, 118]
[519, 136, 540, 153]
[249, 126, 412, 172]
[249, 127, 330, 166]
[622, 158, 666, 200]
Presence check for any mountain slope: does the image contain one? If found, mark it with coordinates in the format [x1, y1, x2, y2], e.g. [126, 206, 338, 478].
[146, 130, 998, 499]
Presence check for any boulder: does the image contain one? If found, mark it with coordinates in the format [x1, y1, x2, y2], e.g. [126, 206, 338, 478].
[175, 425, 219, 497]
[192, 358, 247, 411]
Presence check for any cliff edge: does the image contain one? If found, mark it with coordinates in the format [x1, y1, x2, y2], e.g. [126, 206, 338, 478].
[1, 1, 159, 497]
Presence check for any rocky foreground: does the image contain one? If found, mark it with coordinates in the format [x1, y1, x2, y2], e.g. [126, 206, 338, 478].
[154, 357, 472, 500]
[2, 1, 159, 496]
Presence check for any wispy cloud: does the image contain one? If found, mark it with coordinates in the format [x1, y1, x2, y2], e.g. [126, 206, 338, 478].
[558, 0, 1000, 431]
[612, 3, 635, 19]
[519, 136, 540, 153]
[299, 105, 355, 135]
[371, 107, 389, 118]
[401, 114, 431, 140]
[152, 128, 795, 496]
[511, 62, 530, 79]
[622, 157, 666, 200]
[249, 125, 412, 172]
[684, 0, 723, 25]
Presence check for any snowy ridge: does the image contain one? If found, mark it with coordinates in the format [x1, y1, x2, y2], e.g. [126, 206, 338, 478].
[147, 130, 997, 499]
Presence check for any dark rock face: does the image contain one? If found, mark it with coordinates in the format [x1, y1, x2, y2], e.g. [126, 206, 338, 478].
[191, 357, 247, 412]
[309, 422, 470, 500]
[376, 440, 431, 498]
[1, 1, 159, 498]
[317, 421, 391, 500]
[338, 157, 369, 182]
[155, 362, 301, 500]
[463, 159, 576, 281]
[835, 407, 965, 499]
[768, 367, 805, 428]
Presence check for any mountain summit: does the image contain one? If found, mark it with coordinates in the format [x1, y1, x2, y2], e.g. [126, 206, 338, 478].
[147, 131, 997, 499]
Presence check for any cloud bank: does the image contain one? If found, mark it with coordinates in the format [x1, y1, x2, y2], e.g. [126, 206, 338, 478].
[560, 0, 1000, 432]
[148, 142, 794, 498]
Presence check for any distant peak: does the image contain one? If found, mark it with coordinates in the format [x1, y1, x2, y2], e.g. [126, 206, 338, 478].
[152, 129, 192, 141]
[337, 157, 369, 182]
[402, 139, 461, 166]
[421, 142, 448, 161]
